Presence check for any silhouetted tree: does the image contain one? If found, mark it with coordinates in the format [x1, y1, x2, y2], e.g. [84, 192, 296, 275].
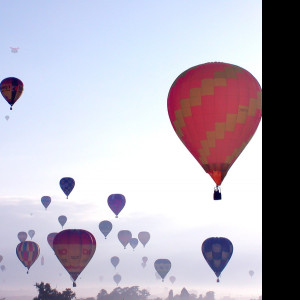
[180, 288, 190, 300]
[203, 291, 214, 300]
[96, 286, 150, 300]
[33, 282, 76, 300]
[168, 290, 174, 300]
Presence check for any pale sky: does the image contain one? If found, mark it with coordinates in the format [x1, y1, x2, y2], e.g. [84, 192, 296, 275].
[0, 1, 262, 299]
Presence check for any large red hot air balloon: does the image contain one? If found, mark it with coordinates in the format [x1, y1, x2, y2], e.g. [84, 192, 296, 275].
[0, 77, 24, 110]
[167, 62, 262, 200]
[53, 229, 96, 287]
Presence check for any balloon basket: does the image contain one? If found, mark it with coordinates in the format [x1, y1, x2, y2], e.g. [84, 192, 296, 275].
[213, 186, 221, 200]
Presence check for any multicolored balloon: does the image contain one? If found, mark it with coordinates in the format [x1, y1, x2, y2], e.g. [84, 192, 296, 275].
[53, 229, 96, 287]
[117, 230, 132, 249]
[154, 259, 171, 282]
[98, 220, 112, 239]
[0, 77, 24, 110]
[138, 231, 150, 247]
[107, 194, 126, 218]
[110, 256, 120, 269]
[167, 62, 262, 200]
[202, 237, 233, 282]
[16, 241, 40, 273]
[59, 177, 75, 199]
[41, 196, 51, 210]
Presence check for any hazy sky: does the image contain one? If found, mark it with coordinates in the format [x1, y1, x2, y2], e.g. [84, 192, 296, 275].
[0, 1, 262, 299]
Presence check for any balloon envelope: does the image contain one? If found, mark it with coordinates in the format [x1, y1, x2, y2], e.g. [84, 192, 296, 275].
[154, 259, 171, 282]
[41, 196, 51, 209]
[117, 230, 132, 249]
[0, 77, 24, 110]
[16, 241, 40, 272]
[53, 229, 96, 286]
[28, 230, 35, 239]
[167, 62, 262, 190]
[110, 256, 120, 269]
[202, 237, 233, 281]
[5, 115, 9, 121]
[47, 232, 58, 250]
[58, 215, 67, 228]
[17, 231, 27, 242]
[113, 274, 121, 285]
[129, 238, 139, 250]
[142, 256, 148, 264]
[0, 255, 3, 263]
[98, 220, 112, 239]
[138, 231, 150, 247]
[59, 177, 75, 198]
[107, 194, 126, 217]
[169, 275, 176, 284]
[249, 270, 254, 277]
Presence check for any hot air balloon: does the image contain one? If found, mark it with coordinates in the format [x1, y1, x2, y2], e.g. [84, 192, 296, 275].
[0, 265, 5, 271]
[41, 196, 51, 210]
[5, 115, 9, 121]
[0, 77, 24, 110]
[169, 275, 176, 284]
[167, 62, 262, 200]
[98, 220, 112, 239]
[41, 256, 44, 266]
[107, 194, 126, 218]
[16, 241, 40, 273]
[118, 230, 132, 249]
[58, 215, 67, 228]
[138, 231, 150, 247]
[249, 270, 254, 277]
[17, 231, 27, 242]
[53, 229, 96, 287]
[129, 238, 139, 250]
[47, 232, 58, 250]
[59, 177, 75, 199]
[110, 256, 120, 269]
[142, 256, 148, 264]
[0, 255, 3, 263]
[154, 259, 171, 282]
[202, 237, 233, 282]
[28, 230, 35, 240]
[113, 274, 121, 285]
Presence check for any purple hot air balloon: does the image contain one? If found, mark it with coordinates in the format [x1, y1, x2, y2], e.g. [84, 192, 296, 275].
[41, 196, 51, 210]
[107, 194, 126, 218]
[118, 230, 132, 249]
[59, 177, 75, 199]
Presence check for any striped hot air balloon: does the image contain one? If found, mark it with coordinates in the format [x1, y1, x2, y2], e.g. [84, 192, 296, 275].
[16, 241, 40, 273]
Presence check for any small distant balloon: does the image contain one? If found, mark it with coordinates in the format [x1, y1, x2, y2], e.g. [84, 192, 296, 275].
[107, 194, 126, 218]
[154, 259, 172, 282]
[118, 230, 132, 249]
[16, 241, 40, 273]
[0, 77, 24, 110]
[59, 177, 75, 199]
[10, 47, 19, 53]
[41, 256, 44, 266]
[138, 231, 150, 247]
[129, 238, 139, 250]
[249, 270, 254, 277]
[113, 274, 121, 285]
[28, 230, 35, 240]
[110, 256, 120, 269]
[17, 231, 27, 242]
[169, 275, 176, 284]
[58, 215, 67, 228]
[0, 255, 3, 263]
[41, 196, 51, 210]
[142, 256, 148, 264]
[98, 220, 112, 239]
[0, 265, 5, 271]
[5, 115, 9, 121]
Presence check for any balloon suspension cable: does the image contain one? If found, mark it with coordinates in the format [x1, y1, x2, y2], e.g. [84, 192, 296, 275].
[213, 185, 222, 200]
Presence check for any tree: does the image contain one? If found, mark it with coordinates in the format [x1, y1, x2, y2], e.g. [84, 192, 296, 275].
[33, 282, 76, 300]
[96, 286, 150, 300]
